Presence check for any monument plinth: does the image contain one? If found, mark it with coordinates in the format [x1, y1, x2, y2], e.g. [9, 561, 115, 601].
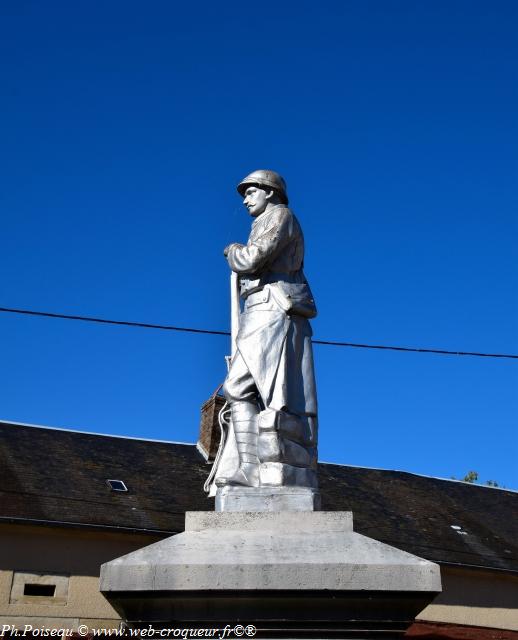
[101, 511, 440, 637]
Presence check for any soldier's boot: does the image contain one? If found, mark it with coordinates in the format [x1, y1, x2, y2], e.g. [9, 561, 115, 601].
[216, 401, 260, 487]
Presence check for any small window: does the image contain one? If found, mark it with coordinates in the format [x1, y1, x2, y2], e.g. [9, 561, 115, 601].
[10, 572, 69, 605]
[24, 584, 56, 597]
[107, 479, 128, 492]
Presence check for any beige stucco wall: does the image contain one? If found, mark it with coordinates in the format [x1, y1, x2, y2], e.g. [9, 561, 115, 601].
[0, 523, 162, 631]
[418, 565, 518, 631]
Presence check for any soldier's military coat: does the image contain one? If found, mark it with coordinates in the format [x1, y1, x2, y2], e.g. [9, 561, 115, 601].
[225, 204, 317, 417]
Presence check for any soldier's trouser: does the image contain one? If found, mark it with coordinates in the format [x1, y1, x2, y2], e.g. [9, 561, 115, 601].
[222, 349, 258, 405]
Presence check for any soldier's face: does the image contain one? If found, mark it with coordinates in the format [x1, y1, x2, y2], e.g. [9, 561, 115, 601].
[243, 186, 269, 217]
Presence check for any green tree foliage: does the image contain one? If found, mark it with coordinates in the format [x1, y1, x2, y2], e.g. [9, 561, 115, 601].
[463, 471, 479, 483]
[450, 471, 503, 488]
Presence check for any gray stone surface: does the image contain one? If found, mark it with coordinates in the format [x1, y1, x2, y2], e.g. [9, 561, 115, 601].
[186, 510, 353, 531]
[101, 511, 441, 593]
[215, 485, 321, 512]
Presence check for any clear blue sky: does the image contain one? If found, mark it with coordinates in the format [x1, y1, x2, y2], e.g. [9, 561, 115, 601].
[1, 1, 517, 488]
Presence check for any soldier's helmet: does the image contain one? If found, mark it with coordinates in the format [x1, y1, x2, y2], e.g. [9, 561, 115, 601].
[237, 169, 289, 205]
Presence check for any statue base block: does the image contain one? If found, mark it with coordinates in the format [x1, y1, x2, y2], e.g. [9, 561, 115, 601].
[259, 461, 318, 488]
[101, 511, 441, 638]
[215, 485, 321, 511]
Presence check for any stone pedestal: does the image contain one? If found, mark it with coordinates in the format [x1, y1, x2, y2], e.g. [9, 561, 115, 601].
[101, 511, 441, 638]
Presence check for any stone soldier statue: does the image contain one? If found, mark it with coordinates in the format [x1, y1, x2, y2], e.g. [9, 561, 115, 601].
[211, 170, 318, 493]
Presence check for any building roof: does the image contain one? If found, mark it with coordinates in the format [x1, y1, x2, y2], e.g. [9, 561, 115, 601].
[1, 420, 517, 573]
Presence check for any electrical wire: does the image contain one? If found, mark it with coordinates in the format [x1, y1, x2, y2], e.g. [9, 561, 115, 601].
[0, 305, 516, 359]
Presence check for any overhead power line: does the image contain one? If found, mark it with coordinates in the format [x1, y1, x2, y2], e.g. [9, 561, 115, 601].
[0, 306, 516, 360]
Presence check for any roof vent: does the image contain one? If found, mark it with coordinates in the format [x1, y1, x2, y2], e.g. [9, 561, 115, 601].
[450, 524, 468, 535]
[106, 479, 128, 492]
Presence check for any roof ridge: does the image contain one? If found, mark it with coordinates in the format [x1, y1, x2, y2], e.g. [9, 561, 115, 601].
[0, 419, 193, 447]
[319, 460, 518, 494]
